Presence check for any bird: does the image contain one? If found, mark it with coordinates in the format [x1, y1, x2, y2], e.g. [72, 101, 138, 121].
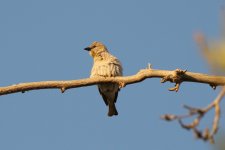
[84, 41, 123, 117]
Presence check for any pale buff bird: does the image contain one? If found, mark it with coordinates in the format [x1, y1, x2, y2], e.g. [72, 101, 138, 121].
[84, 41, 123, 117]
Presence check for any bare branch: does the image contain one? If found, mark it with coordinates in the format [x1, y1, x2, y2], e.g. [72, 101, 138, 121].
[1, 66, 225, 143]
[161, 86, 225, 144]
[0, 68, 225, 96]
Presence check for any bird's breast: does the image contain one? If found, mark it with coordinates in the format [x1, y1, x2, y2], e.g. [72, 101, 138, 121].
[90, 60, 122, 78]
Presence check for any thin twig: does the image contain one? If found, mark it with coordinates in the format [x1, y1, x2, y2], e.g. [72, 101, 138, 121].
[161, 86, 225, 143]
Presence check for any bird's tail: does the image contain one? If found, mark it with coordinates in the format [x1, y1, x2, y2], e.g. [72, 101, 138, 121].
[108, 103, 118, 117]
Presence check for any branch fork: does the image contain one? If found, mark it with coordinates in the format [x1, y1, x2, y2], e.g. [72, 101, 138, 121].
[161, 69, 187, 92]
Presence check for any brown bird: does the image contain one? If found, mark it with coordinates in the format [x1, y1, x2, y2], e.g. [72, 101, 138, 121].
[84, 41, 123, 116]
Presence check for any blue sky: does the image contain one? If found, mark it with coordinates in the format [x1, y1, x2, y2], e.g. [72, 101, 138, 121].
[0, 0, 224, 150]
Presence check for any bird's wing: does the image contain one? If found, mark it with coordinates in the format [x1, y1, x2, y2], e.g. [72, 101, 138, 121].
[114, 91, 118, 103]
[98, 87, 108, 106]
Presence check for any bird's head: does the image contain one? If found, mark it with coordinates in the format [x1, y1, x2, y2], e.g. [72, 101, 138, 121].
[84, 41, 108, 58]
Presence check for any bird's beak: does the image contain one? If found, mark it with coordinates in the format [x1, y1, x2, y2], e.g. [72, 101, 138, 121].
[84, 47, 91, 51]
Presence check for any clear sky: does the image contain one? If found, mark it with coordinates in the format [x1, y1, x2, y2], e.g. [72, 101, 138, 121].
[0, 0, 224, 150]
